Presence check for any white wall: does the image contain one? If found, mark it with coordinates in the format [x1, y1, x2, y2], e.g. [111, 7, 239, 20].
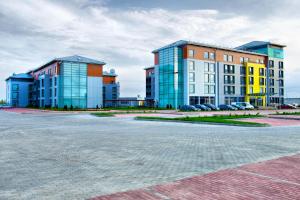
[87, 77, 103, 108]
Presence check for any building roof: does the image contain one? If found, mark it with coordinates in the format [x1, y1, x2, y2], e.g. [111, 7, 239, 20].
[33, 55, 106, 72]
[235, 41, 286, 50]
[6, 73, 33, 81]
[103, 69, 117, 77]
[152, 40, 267, 56]
[144, 66, 155, 70]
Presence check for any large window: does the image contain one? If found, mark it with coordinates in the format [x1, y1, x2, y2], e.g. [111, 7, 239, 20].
[224, 86, 235, 95]
[224, 75, 235, 84]
[189, 72, 195, 82]
[224, 65, 235, 73]
[12, 84, 19, 91]
[205, 85, 215, 94]
[189, 84, 195, 94]
[59, 62, 87, 108]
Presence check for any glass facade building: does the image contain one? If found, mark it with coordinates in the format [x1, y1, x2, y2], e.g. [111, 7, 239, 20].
[59, 62, 87, 108]
[158, 47, 184, 108]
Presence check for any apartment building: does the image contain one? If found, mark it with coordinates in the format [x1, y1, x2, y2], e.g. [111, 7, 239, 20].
[6, 55, 120, 108]
[147, 40, 284, 108]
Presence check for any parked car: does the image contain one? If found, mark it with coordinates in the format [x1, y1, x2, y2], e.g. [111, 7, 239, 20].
[231, 102, 254, 110]
[204, 103, 219, 111]
[231, 104, 246, 110]
[0, 104, 11, 109]
[219, 104, 238, 111]
[180, 105, 199, 111]
[195, 104, 211, 111]
[277, 104, 297, 109]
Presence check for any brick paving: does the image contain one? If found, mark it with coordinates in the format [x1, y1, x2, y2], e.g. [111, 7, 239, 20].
[90, 154, 300, 200]
[239, 117, 300, 126]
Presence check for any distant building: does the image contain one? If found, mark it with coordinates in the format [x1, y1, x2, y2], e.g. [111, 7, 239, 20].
[103, 69, 120, 107]
[6, 73, 34, 107]
[6, 55, 120, 109]
[144, 66, 155, 107]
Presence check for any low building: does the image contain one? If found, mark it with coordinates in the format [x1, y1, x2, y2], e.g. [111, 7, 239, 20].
[103, 69, 120, 107]
[6, 55, 121, 109]
[6, 73, 34, 107]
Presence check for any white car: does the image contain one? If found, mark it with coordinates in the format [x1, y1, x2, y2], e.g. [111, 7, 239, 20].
[231, 102, 254, 110]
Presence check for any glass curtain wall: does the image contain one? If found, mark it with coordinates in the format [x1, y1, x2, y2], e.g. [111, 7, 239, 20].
[158, 47, 183, 108]
[59, 62, 87, 108]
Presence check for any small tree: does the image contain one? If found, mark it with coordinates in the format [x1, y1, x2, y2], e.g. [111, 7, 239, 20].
[170, 104, 172, 109]
[166, 104, 169, 109]
[96, 104, 99, 109]
[70, 105, 73, 110]
[0, 99, 6, 105]
[64, 105, 68, 110]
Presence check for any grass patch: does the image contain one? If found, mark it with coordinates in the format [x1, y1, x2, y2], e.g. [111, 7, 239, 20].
[136, 114, 268, 127]
[273, 111, 300, 116]
[91, 112, 115, 117]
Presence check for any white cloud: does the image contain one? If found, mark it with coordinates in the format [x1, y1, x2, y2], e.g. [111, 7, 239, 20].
[0, 0, 299, 99]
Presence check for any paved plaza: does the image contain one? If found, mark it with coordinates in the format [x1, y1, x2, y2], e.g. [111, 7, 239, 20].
[1, 110, 300, 199]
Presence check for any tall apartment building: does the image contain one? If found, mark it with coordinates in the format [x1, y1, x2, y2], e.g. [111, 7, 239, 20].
[147, 40, 285, 108]
[6, 55, 120, 108]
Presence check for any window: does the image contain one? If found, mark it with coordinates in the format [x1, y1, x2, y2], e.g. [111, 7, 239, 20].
[270, 79, 275, 86]
[188, 49, 195, 58]
[249, 67, 254, 75]
[259, 78, 265, 85]
[270, 88, 275, 95]
[240, 57, 244, 63]
[224, 75, 235, 84]
[223, 54, 228, 62]
[209, 52, 215, 60]
[54, 77, 57, 86]
[204, 52, 209, 59]
[240, 76, 246, 85]
[269, 69, 274, 77]
[54, 88, 57, 97]
[228, 55, 233, 62]
[210, 74, 215, 83]
[224, 65, 235, 73]
[244, 57, 249, 62]
[279, 70, 284, 78]
[189, 61, 195, 71]
[240, 87, 246, 95]
[279, 79, 284, 87]
[259, 68, 265, 76]
[280, 88, 284, 96]
[249, 77, 254, 85]
[250, 87, 254, 94]
[240, 66, 246, 75]
[205, 74, 209, 83]
[209, 63, 215, 72]
[256, 59, 259, 63]
[42, 79, 44, 87]
[224, 86, 235, 95]
[204, 62, 209, 72]
[189, 84, 195, 94]
[189, 72, 195, 82]
[205, 85, 215, 94]
[269, 60, 274, 67]
[12, 92, 18, 99]
[260, 59, 264, 64]
[279, 61, 284, 69]
[41, 89, 44, 97]
[260, 87, 265, 94]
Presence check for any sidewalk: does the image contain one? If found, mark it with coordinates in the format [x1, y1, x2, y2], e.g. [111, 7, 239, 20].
[90, 154, 300, 200]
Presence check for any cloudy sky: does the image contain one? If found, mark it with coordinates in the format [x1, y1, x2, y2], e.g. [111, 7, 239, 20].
[1, 0, 300, 100]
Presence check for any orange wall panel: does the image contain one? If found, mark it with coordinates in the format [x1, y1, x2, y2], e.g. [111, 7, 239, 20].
[87, 64, 103, 77]
[154, 53, 159, 65]
[103, 76, 116, 84]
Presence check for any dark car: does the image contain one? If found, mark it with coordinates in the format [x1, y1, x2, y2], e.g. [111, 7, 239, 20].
[204, 103, 219, 111]
[231, 104, 246, 110]
[277, 104, 297, 109]
[195, 104, 211, 111]
[180, 105, 199, 111]
[219, 104, 238, 111]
